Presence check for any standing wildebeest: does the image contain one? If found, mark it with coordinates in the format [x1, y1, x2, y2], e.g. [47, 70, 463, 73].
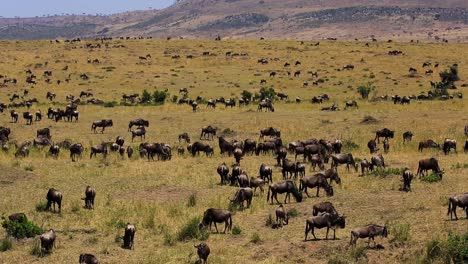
[48, 145, 60, 157]
[443, 138, 457, 155]
[230, 187, 253, 210]
[131, 126, 146, 142]
[447, 193, 468, 220]
[35, 110, 42, 121]
[418, 139, 440, 151]
[178, 132, 190, 143]
[350, 224, 388, 246]
[70, 143, 84, 162]
[375, 128, 394, 143]
[123, 223, 135, 249]
[10, 110, 19, 123]
[259, 127, 280, 139]
[33, 137, 52, 148]
[344, 100, 358, 109]
[383, 139, 390, 153]
[331, 153, 358, 172]
[37, 128, 51, 139]
[79, 253, 100, 264]
[401, 169, 413, 192]
[127, 146, 134, 158]
[267, 180, 303, 204]
[40, 229, 56, 256]
[250, 177, 266, 194]
[194, 243, 210, 264]
[23, 112, 33, 125]
[233, 147, 243, 164]
[259, 163, 273, 183]
[299, 174, 335, 198]
[46, 188, 62, 213]
[403, 131, 413, 143]
[257, 101, 275, 112]
[199, 208, 232, 234]
[367, 139, 379, 154]
[371, 153, 385, 168]
[304, 213, 346, 241]
[313, 202, 338, 216]
[82, 186, 96, 209]
[189, 141, 214, 156]
[244, 139, 257, 155]
[91, 119, 113, 133]
[90, 143, 108, 158]
[115, 136, 125, 147]
[218, 136, 235, 156]
[200, 126, 217, 140]
[128, 119, 149, 131]
[417, 157, 444, 178]
[217, 163, 229, 185]
[275, 204, 289, 227]
[310, 154, 325, 170]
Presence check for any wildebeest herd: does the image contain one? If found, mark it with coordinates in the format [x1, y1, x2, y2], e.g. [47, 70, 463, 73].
[0, 37, 466, 263]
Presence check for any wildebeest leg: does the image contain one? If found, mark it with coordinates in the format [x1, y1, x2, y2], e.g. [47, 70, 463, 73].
[326, 227, 329, 240]
[453, 204, 458, 220]
[214, 222, 219, 233]
[316, 187, 320, 197]
[274, 193, 281, 204]
[311, 226, 317, 240]
[333, 229, 336, 240]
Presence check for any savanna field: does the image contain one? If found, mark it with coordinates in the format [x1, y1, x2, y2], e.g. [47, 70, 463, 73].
[0, 38, 467, 263]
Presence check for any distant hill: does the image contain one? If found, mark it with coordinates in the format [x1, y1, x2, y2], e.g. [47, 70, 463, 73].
[1, 0, 468, 41]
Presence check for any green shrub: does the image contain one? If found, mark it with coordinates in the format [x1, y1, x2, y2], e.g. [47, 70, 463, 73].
[357, 83, 375, 99]
[349, 246, 367, 261]
[163, 231, 175, 246]
[250, 232, 262, 244]
[241, 90, 253, 101]
[389, 221, 411, 246]
[232, 225, 242, 235]
[153, 89, 169, 104]
[342, 138, 359, 152]
[1, 216, 43, 239]
[0, 238, 13, 252]
[30, 240, 42, 256]
[421, 172, 442, 183]
[35, 201, 48, 212]
[114, 233, 122, 243]
[447, 232, 468, 262]
[265, 214, 274, 227]
[259, 87, 276, 100]
[177, 217, 209, 242]
[103, 101, 118, 108]
[287, 208, 300, 218]
[187, 193, 197, 207]
[141, 89, 152, 103]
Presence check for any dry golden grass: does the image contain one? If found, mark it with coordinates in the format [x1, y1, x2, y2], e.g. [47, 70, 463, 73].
[0, 39, 466, 263]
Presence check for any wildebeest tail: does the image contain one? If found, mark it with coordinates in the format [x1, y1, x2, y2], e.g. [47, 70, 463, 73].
[447, 197, 453, 215]
[228, 214, 233, 231]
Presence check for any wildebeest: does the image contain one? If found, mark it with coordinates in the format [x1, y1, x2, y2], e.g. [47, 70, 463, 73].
[383, 139, 390, 153]
[259, 127, 280, 139]
[367, 139, 379, 154]
[418, 139, 440, 151]
[371, 153, 385, 168]
[189, 141, 214, 157]
[375, 128, 394, 143]
[403, 131, 413, 143]
[131, 126, 146, 142]
[465, 140, 468, 153]
[48, 144, 60, 158]
[115, 136, 125, 147]
[217, 163, 229, 185]
[23, 112, 33, 125]
[79, 253, 100, 264]
[259, 163, 273, 183]
[199, 208, 232, 233]
[200, 126, 217, 140]
[267, 180, 303, 204]
[15, 146, 30, 158]
[443, 138, 457, 155]
[35, 110, 42, 121]
[123, 223, 135, 249]
[128, 119, 149, 131]
[46, 188, 62, 213]
[40, 229, 56, 256]
[350, 224, 388, 246]
[447, 193, 468, 220]
[70, 143, 84, 162]
[310, 154, 325, 170]
[330, 153, 358, 172]
[299, 174, 335, 198]
[230, 187, 253, 210]
[401, 169, 413, 192]
[82, 186, 96, 209]
[275, 204, 289, 227]
[250, 177, 266, 194]
[257, 100, 274, 112]
[37, 128, 51, 139]
[233, 147, 243, 164]
[90, 143, 108, 158]
[313, 202, 338, 216]
[344, 100, 358, 109]
[304, 213, 346, 241]
[33, 137, 52, 148]
[194, 243, 210, 264]
[417, 157, 443, 178]
[244, 139, 257, 155]
[91, 119, 113, 133]
[178, 132, 190, 143]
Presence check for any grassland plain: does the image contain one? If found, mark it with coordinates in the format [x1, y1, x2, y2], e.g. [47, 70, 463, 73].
[0, 39, 466, 264]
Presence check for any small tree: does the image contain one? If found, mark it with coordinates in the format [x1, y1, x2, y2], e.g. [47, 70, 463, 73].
[440, 64, 459, 87]
[141, 89, 152, 104]
[259, 87, 276, 100]
[153, 89, 169, 104]
[357, 83, 375, 99]
[241, 90, 253, 101]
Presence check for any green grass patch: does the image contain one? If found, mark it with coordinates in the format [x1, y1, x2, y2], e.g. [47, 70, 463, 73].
[177, 217, 209, 242]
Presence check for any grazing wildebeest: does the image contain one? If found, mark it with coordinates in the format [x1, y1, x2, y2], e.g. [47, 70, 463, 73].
[47, 145, 60, 157]
[230, 187, 253, 210]
[189, 141, 214, 157]
[15, 146, 30, 158]
[10, 110, 19, 123]
[371, 153, 385, 168]
[218, 136, 235, 156]
[259, 127, 280, 139]
[91, 119, 113, 133]
[128, 119, 149, 131]
[281, 159, 298, 179]
[178, 132, 190, 143]
[350, 224, 388, 246]
[33, 137, 52, 148]
[417, 157, 444, 178]
[259, 163, 273, 183]
[375, 128, 394, 143]
[237, 174, 250, 188]
[79, 253, 99, 264]
[90, 143, 108, 158]
[250, 177, 266, 194]
[360, 159, 373, 175]
[304, 213, 346, 241]
[40, 229, 56, 256]
[344, 100, 358, 109]
[194, 243, 210, 264]
[403, 131, 413, 143]
[115, 136, 125, 147]
[131, 126, 146, 142]
[418, 139, 440, 151]
[233, 147, 243, 164]
[199, 208, 232, 234]
[401, 169, 413, 192]
[447, 193, 468, 220]
[299, 174, 334, 198]
[217, 163, 229, 185]
[46, 188, 62, 213]
[257, 100, 274, 112]
[126, 146, 134, 159]
[200, 126, 217, 140]
[277, 93, 288, 100]
[331, 153, 358, 172]
[275, 204, 289, 227]
[0, 127, 11, 141]
[317, 168, 341, 185]
[443, 138, 457, 155]
[383, 139, 390, 153]
[23, 112, 33, 125]
[313, 202, 338, 216]
[267, 180, 303, 204]
[123, 223, 135, 249]
[70, 143, 84, 162]
[37, 128, 51, 139]
[310, 154, 325, 170]
[244, 139, 257, 155]
[367, 139, 379, 154]
[82, 186, 96, 209]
